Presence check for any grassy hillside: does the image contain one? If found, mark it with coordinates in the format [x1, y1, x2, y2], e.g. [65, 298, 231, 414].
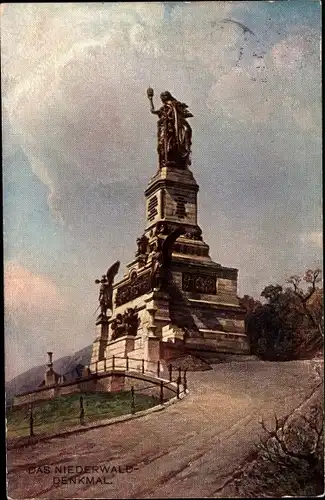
[7, 391, 159, 438]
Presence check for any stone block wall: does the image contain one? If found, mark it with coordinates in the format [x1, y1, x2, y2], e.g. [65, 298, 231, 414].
[162, 186, 197, 225]
[13, 387, 56, 406]
[104, 336, 135, 358]
[171, 270, 239, 303]
[185, 332, 249, 354]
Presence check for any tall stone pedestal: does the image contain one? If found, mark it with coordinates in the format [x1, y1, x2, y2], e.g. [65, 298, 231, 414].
[144, 337, 161, 374]
[90, 318, 109, 365]
[91, 134, 250, 368]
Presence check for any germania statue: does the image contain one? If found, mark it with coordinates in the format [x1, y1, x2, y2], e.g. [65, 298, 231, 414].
[147, 88, 193, 169]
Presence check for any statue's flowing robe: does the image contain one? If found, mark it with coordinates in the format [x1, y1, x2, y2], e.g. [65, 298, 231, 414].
[158, 100, 192, 167]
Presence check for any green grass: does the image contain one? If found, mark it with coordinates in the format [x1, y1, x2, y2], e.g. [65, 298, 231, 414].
[6, 391, 159, 438]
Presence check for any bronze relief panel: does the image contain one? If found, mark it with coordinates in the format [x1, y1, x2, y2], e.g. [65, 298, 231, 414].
[182, 272, 217, 294]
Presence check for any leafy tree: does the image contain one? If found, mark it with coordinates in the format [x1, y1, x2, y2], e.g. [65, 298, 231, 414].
[240, 269, 323, 360]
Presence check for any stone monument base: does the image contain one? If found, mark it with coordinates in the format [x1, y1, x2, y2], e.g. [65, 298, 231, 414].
[90, 155, 251, 371]
[104, 336, 136, 358]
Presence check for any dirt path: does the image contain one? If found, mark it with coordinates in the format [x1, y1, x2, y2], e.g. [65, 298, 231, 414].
[7, 360, 321, 499]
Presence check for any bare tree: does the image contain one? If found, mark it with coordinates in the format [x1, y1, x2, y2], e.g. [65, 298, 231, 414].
[286, 269, 323, 339]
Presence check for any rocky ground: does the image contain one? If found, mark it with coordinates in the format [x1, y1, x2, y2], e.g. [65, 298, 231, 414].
[166, 353, 212, 371]
[7, 359, 324, 499]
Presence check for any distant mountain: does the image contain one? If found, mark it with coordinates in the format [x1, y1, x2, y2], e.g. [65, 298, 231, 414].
[5, 345, 93, 405]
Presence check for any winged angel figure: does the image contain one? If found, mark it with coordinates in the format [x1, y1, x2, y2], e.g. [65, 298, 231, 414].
[95, 261, 120, 319]
[150, 227, 185, 291]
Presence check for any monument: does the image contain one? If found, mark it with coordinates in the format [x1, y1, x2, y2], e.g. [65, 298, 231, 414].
[90, 89, 249, 373]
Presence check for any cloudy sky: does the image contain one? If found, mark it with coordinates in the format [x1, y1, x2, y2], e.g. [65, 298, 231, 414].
[2, 1, 322, 379]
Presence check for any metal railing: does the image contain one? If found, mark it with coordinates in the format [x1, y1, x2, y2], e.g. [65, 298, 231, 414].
[7, 369, 187, 439]
[88, 355, 186, 383]
[87, 355, 187, 402]
[8, 356, 189, 440]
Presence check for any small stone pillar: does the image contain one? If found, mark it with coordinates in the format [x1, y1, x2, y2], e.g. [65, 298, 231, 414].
[47, 351, 53, 366]
[45, 351, 56, 386]
[144, 302, 161, 373]
[147, 305, 158, 337]
[145, 290, 170, 338]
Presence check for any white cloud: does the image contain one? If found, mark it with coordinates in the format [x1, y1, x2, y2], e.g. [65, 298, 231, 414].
[1, 2, 245, 222]
[4, 261, 65, 317]
[272, 31, 319, 74]
[300, 231, 323, 249]
[207, 27, 320, 127]
[2, 5, 320, 217]
[207, 67, 272, 123]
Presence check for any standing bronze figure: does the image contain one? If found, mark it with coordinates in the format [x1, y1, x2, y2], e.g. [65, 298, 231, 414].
[135, 234, 149, 257]
[150, 226, 185, 291]
[95, 261, 120, 319]
[147, 88, 193, 169]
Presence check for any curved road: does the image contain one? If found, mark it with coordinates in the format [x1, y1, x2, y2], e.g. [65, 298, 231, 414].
[7, 360, 322, 499]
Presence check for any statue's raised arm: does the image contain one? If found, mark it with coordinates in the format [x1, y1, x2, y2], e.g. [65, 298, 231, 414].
[147, 87, 160, 115]
[147, 88, 193, 169]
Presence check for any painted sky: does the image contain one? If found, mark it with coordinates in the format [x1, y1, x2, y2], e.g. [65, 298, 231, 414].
[2, 1, 322, 379]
